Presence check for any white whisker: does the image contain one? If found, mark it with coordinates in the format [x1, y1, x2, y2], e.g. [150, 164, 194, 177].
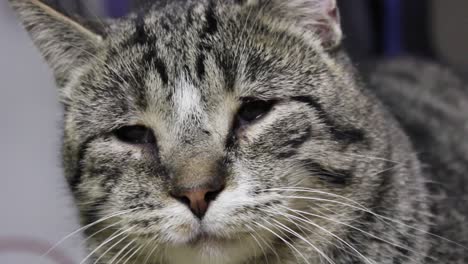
[92, 233, 131, 264]
[269, 219, 335, 264]
[256, 222, 311, 264]
[279, 205, 426, 261]
[264, 206, 376, 264]
[43, 208, 138, 258]
[109, 238, 137, 264]
[80, 226, 134, 264]
[143, 237, 160, 264]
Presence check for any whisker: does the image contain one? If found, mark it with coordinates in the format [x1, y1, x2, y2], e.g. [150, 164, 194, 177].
[142, 238, 160, 264]
[249, 233, 267, 264]
[256, 222, 311, 264]
[269, 218, 336, 264]
[120, 242, 146, 264]
[92, 233, 131, 264]
[245, 224, 281, 263]
[274, 192, 468, 251]
[80, 226, 134, 264]
[245, 224, 269, 264]
[278, 205, 429, 261]
[43, 208, 138, 258]
[109, 238, 137, 264]
[133, 238, 155, 263]
[85, 221, 123, 244]
[264, 207, 376, 264]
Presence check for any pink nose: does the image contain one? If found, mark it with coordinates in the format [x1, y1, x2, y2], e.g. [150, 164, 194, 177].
[171, 187, 224, 219]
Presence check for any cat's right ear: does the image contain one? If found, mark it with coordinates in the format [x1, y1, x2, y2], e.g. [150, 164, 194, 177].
[9, 0, 104, 82]
[244, 0, 343, 50]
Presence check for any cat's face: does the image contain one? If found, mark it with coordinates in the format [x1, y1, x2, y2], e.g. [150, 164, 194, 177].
[11, 0, 391, 263]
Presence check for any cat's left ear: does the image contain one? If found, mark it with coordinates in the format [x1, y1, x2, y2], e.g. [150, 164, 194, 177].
[9, 0, 104, 82]
[248, 0, 342, 50]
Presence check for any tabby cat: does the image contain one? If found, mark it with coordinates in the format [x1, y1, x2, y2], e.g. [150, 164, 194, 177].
[10, 0, 468, 263]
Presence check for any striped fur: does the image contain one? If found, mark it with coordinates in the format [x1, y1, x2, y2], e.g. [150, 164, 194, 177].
[10, 0, 467, 263]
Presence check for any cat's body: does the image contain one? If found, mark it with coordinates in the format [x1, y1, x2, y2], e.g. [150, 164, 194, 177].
[368, 59, 468, 263]
[10, 0, 468, 263]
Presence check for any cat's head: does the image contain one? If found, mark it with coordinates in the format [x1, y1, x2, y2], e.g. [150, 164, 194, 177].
[11, 0, 396, 263]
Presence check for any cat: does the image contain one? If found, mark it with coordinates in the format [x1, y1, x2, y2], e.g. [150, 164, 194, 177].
[9, 0, 468, 263]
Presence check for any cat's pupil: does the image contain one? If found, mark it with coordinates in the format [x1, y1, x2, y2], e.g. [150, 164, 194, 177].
[114, 125, 156, 144]
[238, 99, 275, 124]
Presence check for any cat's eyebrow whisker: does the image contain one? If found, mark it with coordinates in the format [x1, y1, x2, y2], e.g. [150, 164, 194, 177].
[74, 6, 144, 95]
[42, 208, 138, 258]
[256, 222, 311, 264]
[64, 41, 133, 89]
[239, 5, 264, 58]
[234, 4, 254, 65]
[235, 0, 270, 69]
[262, 206, 376, 264]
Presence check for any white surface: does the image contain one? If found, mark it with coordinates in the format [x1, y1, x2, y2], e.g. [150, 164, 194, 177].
[0, 2, 86, 264]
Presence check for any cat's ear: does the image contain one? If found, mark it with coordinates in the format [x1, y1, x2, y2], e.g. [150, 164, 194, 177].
[248, 0, 342, 50]
[9, 0, 104, 82]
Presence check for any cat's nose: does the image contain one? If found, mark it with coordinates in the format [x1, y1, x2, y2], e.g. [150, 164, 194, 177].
[171, 186, 224, 219]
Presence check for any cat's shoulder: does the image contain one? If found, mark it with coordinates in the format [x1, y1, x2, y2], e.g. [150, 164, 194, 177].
[366, 57, 468, 109]
[364, 57, 468, 142]
[364, 57, 468, 262]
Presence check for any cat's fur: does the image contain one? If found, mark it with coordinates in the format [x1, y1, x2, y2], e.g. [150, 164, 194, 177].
[10, 0, 468, 263]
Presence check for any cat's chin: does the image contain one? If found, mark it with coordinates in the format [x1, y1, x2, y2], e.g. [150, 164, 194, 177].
[161, 234, 258, 264]
[186, 232, 235, 247]
[169, 227, 247, 250]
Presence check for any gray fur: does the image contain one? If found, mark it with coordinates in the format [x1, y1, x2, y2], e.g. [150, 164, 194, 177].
[9, 0, 468, 263]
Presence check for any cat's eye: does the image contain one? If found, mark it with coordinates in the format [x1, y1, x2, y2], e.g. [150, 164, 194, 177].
[114, 125, 156, 145]
[237, 99, 276, 125]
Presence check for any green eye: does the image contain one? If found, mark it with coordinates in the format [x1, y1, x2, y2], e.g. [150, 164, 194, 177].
[114, 125, 156, 145]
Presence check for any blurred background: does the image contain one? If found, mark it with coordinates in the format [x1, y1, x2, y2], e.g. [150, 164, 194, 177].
[1, 1, 467, 263]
